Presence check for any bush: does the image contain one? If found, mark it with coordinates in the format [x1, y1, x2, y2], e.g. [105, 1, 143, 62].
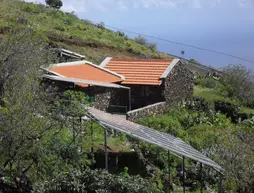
[147, 43, 157, 51]
[194, 77, 217, 88]
[54, 25, 66, 31]
[22, 3, 41, 13]
[221, 64, 254, 107]
[33, 169, 151, 193]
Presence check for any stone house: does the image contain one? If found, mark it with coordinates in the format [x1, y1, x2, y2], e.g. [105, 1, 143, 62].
[100, 58, 194, 110]
[43, 57, 194, 115]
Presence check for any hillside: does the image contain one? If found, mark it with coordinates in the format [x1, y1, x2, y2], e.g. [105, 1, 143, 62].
[1, 1, 254, 193]
[0, 0, 172, 64]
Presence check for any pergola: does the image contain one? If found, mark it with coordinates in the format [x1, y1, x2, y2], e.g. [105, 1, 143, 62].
[86, 107, 224, 193]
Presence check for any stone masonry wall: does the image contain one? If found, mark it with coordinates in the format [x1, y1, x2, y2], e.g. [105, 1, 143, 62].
[128, 85, 165, 110]
[164, 62, 194, 107]
[126, 102, 167, 122]
[92, 87, 112, 111]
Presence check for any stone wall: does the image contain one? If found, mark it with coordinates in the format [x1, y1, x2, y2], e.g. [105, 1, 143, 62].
[126, 102, 167, 122]
[164, 61, 194, 107]
[90, 87, 129, 113]
[128, 85, 165, 110]
[92, 87, 112, 111]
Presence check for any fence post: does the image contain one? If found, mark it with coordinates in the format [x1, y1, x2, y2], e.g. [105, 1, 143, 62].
[182, 157, 185, 193]
[104, 129, 108, 170]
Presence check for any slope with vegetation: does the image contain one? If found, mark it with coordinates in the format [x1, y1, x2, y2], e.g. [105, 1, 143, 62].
[0, 0, 254, 193]
[137, 71, 254, 192]
[0, 0, 171, 64]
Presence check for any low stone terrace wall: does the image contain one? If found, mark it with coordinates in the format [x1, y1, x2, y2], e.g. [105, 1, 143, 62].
[126, 102, 167, 122]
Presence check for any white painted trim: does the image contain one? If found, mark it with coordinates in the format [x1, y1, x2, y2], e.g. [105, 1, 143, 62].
[43, 74, 130, 89]
[160, 58, 180, 79]
[61, 48, 85, 59]
[49, 60, 93, 67]
[100, 57, 112, 68]
[47, 60, 125, 80]
[41, 67, 66, 77]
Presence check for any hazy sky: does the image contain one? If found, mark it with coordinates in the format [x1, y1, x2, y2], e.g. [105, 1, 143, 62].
[25, 0, 254, 69]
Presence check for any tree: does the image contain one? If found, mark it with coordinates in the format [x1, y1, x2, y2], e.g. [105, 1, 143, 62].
[0, 26, 57, 192]
[134, 35, 147, 46]
[134, 35, 157, 51]
[0, 25, 91, 191]
[214, 129, 254, 192]
[45, 0, 63, 9]
[221, 65, 254, 107]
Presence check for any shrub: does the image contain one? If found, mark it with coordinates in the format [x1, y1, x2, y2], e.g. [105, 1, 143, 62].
[76, 24, 84, 30]
[33, 169, 151, 193]
[54, 25, 66, 31]
[214, 131, 254, 193]
[194, 77, 217, 88]
[147, 43, 157, 51]
[220, 64, 254, 107]
[23, 3, 41, 13]
[134, 35, 147, 46]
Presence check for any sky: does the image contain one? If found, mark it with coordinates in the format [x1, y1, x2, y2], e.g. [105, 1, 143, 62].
[25, 0, 254, 70]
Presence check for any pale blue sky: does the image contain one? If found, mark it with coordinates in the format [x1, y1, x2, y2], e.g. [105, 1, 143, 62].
[26, 0, 254, 69]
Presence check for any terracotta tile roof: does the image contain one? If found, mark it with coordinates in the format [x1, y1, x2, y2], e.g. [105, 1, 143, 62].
[104, 58, 174, 85]
[49, 61, 123, 87]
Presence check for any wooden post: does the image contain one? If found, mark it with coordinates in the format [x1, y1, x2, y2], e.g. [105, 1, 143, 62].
[219, 173, 223, 193]
[104, 129, 108, 170]
[200, 163, 203, 193]
[168, 151, 171, 193]
[128, 88, 131, 111]
[182, 157, 185, 193]
[90, 121, 94, 154]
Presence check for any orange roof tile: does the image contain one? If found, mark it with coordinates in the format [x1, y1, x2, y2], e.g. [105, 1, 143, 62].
[104, 58, 173, 85]
[49, 62, 123, 87]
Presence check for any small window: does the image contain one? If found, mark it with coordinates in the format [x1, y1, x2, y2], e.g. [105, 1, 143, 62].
[89, 95, 95, 102]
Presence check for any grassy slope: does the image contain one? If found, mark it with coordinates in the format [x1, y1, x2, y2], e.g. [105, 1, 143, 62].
[0, 0, 172, 64]
[194, 85, 254, 114]
[193, 86, 235, 104]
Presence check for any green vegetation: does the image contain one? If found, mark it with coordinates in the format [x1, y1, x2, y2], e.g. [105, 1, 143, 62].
[0, 0, 171, 64]
[0, 1, 254, 193]
[240, 106, 254, 114]
[33, 169, 151, 193]
[0, 24, 136, 193]
[194, 86, 234, 103]
[194, 73, 254, 116]
[137, 107, 254, 193]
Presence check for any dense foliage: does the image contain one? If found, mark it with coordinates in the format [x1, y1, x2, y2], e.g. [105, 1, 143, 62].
[136, 71, 254, 192]
[221, 64, 254, 108]
[137, 107, 254, 192]
[33, 169, 151, 193]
